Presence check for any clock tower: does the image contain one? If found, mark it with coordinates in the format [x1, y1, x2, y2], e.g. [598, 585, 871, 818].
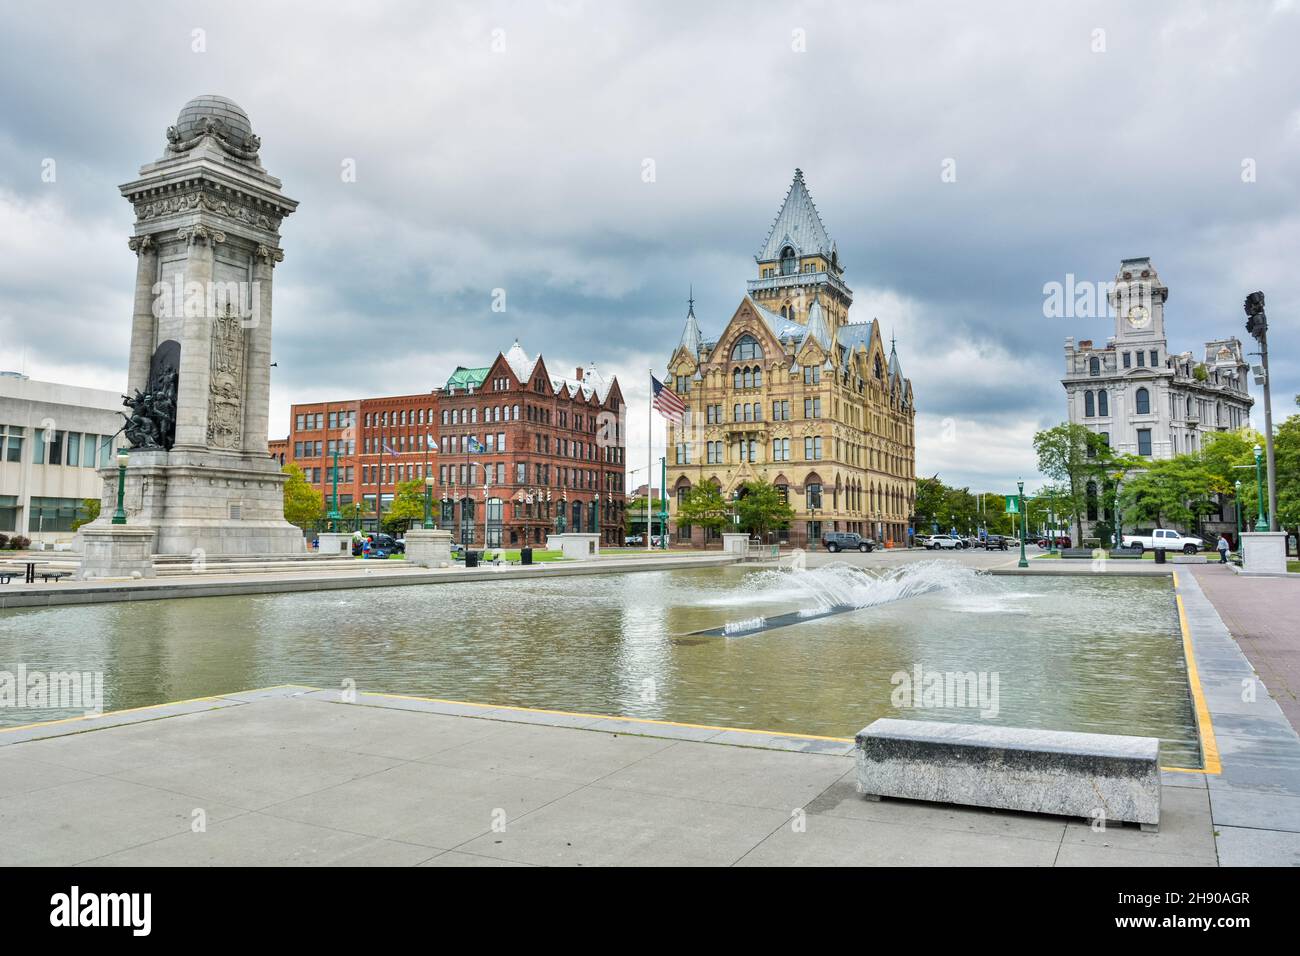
[1109, 256, 1168, 347]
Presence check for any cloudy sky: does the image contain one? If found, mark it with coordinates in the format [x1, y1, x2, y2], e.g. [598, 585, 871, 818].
[2, 1, 1297, 492]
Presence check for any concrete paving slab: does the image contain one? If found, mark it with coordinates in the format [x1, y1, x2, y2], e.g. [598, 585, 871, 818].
[596, 740, 850, 811]
[1161, 770, 1208, 789]
[418, 850, 534, 867]
[86, 811, 438, 866]
[416, 722, 675, 784]
[0, 777, 245, 866]
[1054, 843, 1216, 867]
[1215, 825, 1300, 867]
[737, 812, 1060, 867]
[1208, 789, 1300, 833]
[1059, 786, 1216, 862]
[261, 760, 580, 849]
[456, 784, 789, 866]
[0, 748, 95, 798]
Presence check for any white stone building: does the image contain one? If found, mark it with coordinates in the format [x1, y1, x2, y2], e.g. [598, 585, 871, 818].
[0, 373, 125, 544]
[1062, 257, 1254, 539]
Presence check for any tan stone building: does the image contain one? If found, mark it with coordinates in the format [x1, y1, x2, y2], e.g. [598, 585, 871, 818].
[665, 170, 916, 548]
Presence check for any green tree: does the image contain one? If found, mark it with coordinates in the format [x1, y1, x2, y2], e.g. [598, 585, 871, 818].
[383, 479, 426, 534]
[1118, 455, 1225, 533]
[282, 463, 323, 532]
[736, 478, 795, 539]
[71, 498, 100, 531]
[1033, 422, 1112, 544]
[678, 483, 728, 536]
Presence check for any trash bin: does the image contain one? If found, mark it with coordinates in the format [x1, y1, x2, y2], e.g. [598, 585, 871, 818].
[1154, 548, 1166, 565]
[465, 550, 479, 568]
[520, 547, 533, 566]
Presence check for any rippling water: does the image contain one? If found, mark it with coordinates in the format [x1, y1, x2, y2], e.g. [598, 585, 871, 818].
[0, 563, 1200, 766]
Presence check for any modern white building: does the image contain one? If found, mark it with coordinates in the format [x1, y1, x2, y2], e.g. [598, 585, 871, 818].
[0, 373, 125, 544]
[1062, 257, 1254, 540]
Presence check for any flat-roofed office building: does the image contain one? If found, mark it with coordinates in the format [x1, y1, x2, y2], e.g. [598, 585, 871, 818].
[0, 372, 125, 543]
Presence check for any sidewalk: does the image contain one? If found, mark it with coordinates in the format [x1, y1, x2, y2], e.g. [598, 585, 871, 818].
[1190, 564, 1300, 734]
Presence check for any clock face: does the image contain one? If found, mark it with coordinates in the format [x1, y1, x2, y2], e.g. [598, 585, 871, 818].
[1127, 305, 1151, 329]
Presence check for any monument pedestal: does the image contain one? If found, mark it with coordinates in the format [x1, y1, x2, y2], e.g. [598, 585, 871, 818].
[77, 448, 303, 557]
[1241, 532, 1288, 575]
[405, 528, 452, 567]
[555, 533, 599, 560]
[317, 532, 353, 557]
[79, 527, 157, 580]
[722, 533, 749, 555]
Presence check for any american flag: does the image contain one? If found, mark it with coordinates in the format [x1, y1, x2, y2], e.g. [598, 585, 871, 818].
[651, 374, 687, 423]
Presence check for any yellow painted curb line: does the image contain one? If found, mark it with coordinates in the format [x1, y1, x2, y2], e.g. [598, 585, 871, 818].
[1170, 572, 1221, 775]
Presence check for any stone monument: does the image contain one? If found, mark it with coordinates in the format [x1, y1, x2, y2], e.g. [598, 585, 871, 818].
[79, 95, 303, 559]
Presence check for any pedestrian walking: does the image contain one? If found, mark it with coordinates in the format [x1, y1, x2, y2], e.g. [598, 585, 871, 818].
[1217, 534, 1230, 564]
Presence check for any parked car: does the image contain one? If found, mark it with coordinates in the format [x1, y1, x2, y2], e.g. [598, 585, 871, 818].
[352, 532, 406, 556]
[1034, 535, 1072, 549]
[925, 533, 963, 550]
[625, 534, 644, 546]
[982, 534, 1009, 551]
[821, 531, 875, 553]
[1122, 528, 1203, 554]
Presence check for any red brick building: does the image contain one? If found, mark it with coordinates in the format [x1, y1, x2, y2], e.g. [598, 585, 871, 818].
[274, 341, 627, 546]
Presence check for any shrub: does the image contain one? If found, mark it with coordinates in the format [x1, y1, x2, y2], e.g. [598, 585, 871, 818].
[0, 534, 7, 549]
[1083, 537, 1101, 549]
[8, 535, 31, 550]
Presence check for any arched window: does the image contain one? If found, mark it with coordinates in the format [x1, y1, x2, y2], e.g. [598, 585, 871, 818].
[1089, 356, 1100, 376]
[731, 335, 763, 361]
[1084, 391, 1095, 417]
[1135, 387, 1150, 415]
[733, 368, 741, 389]
[742, 368, 752, 389]
[781, 246, 796, 275]
[1098, 390, 1109, 416]
[753, 366, 762, 388]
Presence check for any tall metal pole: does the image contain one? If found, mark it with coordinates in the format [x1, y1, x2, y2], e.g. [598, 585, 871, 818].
[1253, 444, 1268, 533]
[646, 369, 652, 552]
[1017, 478, 1028, 568]
[1260, 332, 1278, 532]
[660, 455, 668, 549]
[328, 448, 341, 533]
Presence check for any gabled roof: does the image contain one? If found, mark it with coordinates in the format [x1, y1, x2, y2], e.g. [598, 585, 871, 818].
[803, 296, 831, 350]
[504, 339, 533, 381]
[756, 169, 835, 263]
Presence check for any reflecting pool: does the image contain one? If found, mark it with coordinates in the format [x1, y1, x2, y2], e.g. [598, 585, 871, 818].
[0, 562, 1200, 767]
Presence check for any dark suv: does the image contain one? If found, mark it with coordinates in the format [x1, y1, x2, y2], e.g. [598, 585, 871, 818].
[821, 531, 875, 553]
[983, 534, 1009, 551]
[352, 533, 406, 556]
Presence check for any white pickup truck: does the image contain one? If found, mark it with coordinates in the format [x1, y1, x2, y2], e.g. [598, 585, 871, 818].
[1122, 528, 1204, 554]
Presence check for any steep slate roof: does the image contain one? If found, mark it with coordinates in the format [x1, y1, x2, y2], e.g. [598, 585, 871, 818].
[803, 296, 832, 350]
[888, 335, 904, 386]
[678, 300, 703, 357]
[756, 169, 835, 263]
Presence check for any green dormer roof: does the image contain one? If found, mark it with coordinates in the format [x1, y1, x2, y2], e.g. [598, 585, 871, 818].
[445, 366, 490, 390]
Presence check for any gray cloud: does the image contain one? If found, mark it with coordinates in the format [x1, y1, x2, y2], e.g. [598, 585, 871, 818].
[2, 0, 1297, 492]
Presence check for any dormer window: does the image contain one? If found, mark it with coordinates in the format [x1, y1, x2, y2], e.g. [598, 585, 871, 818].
[781, 246, 796, 275]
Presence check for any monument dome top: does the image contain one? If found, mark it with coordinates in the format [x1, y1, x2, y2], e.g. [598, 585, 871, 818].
[166, 94, 261, 164]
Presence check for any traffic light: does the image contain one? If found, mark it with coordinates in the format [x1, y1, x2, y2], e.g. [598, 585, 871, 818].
[1244, 291, 1267, 340]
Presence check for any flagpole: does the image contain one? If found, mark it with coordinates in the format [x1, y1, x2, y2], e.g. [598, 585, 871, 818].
[647, 369, 653, 552]
[376, 437, 384, 535]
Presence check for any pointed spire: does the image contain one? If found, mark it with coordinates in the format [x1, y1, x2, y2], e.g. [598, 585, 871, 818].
[756, 169, 834, 263]
[804, 291, 831, 350]
[678, 287, 703, 357]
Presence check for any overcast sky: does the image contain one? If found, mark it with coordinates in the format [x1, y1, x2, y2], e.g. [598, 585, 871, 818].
[2, 1, 1297, 493]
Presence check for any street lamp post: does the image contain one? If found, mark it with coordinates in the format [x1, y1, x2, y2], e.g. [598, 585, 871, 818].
[1234, 478, 1242, 546]
[423, 475, 434, 530]
[1048, 506, 1056, 555]
[327, 449, 341, 533]
[111, 449, 129, 525]
[1253, 443, 1268, 532]
[1017, 477, 1028, 568]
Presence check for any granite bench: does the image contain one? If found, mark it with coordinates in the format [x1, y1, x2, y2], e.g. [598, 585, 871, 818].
[855, 718, 1161, 829]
